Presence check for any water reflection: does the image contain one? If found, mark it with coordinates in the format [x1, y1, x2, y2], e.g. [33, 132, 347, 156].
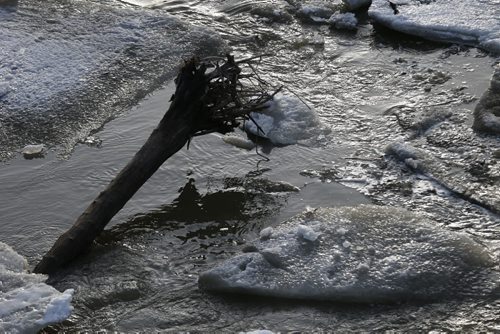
[97, 177, 287, 244]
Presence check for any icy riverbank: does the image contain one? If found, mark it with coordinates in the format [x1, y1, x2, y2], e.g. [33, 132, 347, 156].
[0, 0, 224, 160]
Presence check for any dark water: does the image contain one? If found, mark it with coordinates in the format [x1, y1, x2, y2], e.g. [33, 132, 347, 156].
[1, 0, 500, 332]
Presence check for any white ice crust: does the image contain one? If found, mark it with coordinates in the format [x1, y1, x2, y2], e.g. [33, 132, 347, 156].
[0, 242, 74, 334]
[245, 93, 329, 145]
[199, 205, 496, 302]
[369, 0, 500, 54]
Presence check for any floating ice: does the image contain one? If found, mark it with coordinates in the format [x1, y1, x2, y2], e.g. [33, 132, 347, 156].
[245, 93, 329, 146]
[0, 242, 74, 333]
[369, 0, 500, 54]
[199, 205, 496, 302]
[222, 134, 256, 150]
[21, 144, 45, 159]
[329, 12, 358, 30]
[473, 65, 500, 134]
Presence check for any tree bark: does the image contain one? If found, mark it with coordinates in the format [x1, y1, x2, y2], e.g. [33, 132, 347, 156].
[34, 61, 208, 275]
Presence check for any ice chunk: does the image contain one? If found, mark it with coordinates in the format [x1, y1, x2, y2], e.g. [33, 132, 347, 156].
[0, 242, 74, 333]
[222, 134, 256, 150]
[21, 144, 46, 159]
[369, 0, 500, 54]
[336, 227, 348, 235]
[259, 227, 274, 240]
[199, 205, 496, 302]
[329, 12, 358, 30]
[473, 65, 500, 135]
[297, 224, 321, 242]
[0, 243, 26, 273]
[245, 93, 329, 146]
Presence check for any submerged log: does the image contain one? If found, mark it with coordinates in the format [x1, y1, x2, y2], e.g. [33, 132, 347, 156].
[34, 56, 276, 275]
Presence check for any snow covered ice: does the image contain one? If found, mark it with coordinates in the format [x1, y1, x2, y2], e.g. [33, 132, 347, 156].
[0, 242, 73, 333]
[199, 205, 497, 302]
[245, 93, 329, 146]
[369, 0, 500, 54]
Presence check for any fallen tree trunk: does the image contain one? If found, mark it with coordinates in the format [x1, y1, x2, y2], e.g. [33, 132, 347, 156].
[34, 56, 276, 275]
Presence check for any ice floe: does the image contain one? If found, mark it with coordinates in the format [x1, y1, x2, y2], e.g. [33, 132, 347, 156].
[0, 242, 74, 333]
[199, 205, 497, 302]
[245, 93, 330, 146]
[369, 0, 500, 54]
[473, 65, 500, 134]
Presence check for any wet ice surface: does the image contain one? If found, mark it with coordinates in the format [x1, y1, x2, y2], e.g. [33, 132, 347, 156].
[369, 0, 500, 53]
[0, 243, 73, 334]
[200, 205, 497, 302]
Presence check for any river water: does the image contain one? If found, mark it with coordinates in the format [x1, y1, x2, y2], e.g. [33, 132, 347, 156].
[1, 0, 500, 332]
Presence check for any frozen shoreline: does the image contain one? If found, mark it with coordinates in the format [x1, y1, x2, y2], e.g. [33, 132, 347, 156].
[0, 0, 224, 160]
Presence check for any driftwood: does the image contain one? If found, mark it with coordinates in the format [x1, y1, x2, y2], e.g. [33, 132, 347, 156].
[34, 55, 277, 275]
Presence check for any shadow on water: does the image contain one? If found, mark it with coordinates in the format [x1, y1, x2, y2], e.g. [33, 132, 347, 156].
[95, 176, 288, 245]
[371, 23, 451, 53]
